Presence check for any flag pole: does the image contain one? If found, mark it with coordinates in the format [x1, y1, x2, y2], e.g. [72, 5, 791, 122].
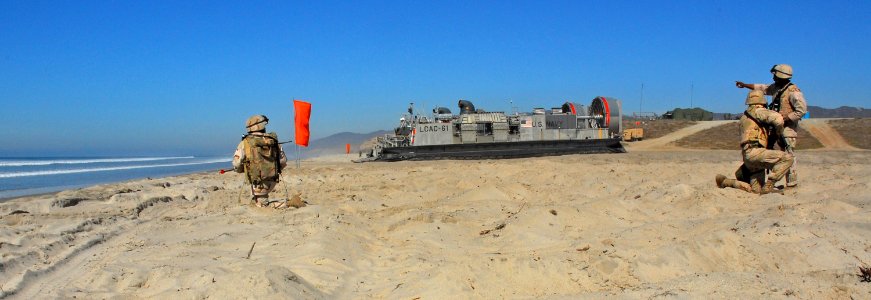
[294, 96, 299, 169]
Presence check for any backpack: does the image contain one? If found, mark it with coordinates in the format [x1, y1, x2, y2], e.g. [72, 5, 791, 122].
[242, 132, 282, 184]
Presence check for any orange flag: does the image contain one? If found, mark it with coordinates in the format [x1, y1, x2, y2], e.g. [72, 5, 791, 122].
[345, 143, 350, 154]
[294, 100, 312, 147]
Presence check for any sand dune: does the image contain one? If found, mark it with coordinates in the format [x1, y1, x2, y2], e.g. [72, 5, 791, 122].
[2, 140, 871, 298]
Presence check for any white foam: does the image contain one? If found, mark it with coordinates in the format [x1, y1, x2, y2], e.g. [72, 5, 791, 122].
[0, 156, 195, 167]
[0, 159, 231, 178]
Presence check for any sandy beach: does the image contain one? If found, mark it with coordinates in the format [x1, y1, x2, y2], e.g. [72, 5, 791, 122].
[2, 123, 871, 299]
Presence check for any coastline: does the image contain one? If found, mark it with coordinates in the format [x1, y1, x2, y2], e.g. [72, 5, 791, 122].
[0, 168, 224, 202]
[0, 155, 354, 201]
[0, 156, 231, 201]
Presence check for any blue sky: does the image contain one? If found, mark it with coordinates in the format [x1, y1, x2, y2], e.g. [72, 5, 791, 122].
[1, 0, 869, 156]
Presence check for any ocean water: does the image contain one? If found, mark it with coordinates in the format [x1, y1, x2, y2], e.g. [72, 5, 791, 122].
[0, 156, 231, 200]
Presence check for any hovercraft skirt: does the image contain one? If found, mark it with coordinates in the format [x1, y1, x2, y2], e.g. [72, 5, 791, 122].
[376, 138, 625, 161]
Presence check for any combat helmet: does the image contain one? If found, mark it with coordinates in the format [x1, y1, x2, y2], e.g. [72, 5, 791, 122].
[246, 115, 269, 132]
[770, 64, 793, 79]
[745, 90, 766, 105]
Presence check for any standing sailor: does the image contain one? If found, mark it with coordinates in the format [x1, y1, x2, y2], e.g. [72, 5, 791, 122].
[735, 64, 807, 187]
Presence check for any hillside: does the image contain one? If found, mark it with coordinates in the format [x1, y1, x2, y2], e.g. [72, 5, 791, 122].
[622, 119, 697, 140]
[672, 122, 823, 150]
[808, 105, 871, 118]
[827, 118, 871, 149]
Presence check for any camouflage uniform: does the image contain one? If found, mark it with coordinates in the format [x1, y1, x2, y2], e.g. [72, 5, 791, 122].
[751, 83, 807, 139]
[232, 116, 288, 206]
[725, 164, 758, 193]
[717, 91, 794, 194]
[749, 64, 806, 187]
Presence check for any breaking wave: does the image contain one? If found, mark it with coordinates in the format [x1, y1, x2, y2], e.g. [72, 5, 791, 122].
[0, 156, 195, 167]
[0, 158, 230, 178]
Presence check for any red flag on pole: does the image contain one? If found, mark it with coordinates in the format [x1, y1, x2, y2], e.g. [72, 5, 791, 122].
[294, 100, 311, 147]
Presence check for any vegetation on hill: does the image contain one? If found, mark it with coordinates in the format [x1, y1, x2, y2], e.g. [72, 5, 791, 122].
[663, 108, 713, 121]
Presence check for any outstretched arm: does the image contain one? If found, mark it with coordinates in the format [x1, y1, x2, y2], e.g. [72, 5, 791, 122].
[735, 81, 754, 89]
[737, 81, 774, 95]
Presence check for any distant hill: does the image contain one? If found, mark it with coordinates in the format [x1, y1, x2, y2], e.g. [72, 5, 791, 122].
[663, 108, 714, 121]
[656, 105, 870, 121]
[712, 112, 740, 120]
[300, 130, 390, 157]
[808, 106, 871, 118]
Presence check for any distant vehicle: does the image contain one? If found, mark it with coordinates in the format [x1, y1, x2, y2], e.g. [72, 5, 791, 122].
[359, 97, 626, 161]
[623, 128, 644, 142]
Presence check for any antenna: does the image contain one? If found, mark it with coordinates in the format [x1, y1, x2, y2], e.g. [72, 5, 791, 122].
[640, 83, 644, 116]
[293, 95, 300, 169]
[690, 82, 694, 108]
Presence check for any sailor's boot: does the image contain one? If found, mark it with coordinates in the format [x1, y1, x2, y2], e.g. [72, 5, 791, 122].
[786, 170, 798, 188]
[760, 179, 783, 195]
[715, 174, 728, 188]
[253, 195, 268, 207]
